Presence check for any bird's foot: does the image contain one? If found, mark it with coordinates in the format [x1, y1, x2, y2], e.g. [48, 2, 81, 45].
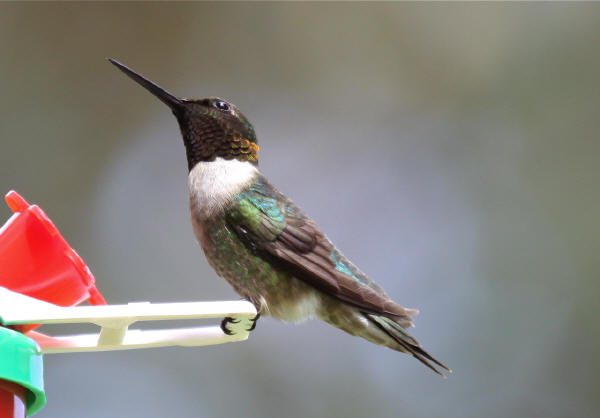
[220, 316, 240, 336]
[247, 313, 261, 331]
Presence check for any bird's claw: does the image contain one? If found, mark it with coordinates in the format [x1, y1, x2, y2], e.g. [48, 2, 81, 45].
[247, 313, 261, 331]
[221, 316, 240, 335]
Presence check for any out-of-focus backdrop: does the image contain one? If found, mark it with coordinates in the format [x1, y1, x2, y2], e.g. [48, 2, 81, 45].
[1, 3, 599, 418]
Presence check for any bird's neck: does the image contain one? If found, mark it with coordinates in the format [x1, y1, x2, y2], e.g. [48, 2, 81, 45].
[176, 114, 259, 169]
[188, 157, 259, 220]
[183, 137, 259, 170]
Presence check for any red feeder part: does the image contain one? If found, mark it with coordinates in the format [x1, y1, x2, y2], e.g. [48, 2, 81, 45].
[0, 190, 106, 332]
[0, 379, 26, 418]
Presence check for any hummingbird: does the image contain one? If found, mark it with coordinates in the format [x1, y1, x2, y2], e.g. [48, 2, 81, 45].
[109, 58, 450, 376]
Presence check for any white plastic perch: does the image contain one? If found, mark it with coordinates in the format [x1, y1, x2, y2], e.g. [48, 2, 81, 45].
[0, 287, 257, 353]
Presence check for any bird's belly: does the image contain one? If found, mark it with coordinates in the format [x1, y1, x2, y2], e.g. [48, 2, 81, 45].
[192, 214, 319, 323]
[258, 280, 320, 322]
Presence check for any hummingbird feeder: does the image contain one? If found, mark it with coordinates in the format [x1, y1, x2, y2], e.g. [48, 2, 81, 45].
[0, 191, 256, 416]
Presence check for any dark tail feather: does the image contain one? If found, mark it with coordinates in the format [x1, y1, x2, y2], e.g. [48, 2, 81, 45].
[366, 313, 451, 377]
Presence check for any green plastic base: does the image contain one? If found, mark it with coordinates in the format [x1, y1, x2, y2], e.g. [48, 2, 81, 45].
[0, 328, 45, 416]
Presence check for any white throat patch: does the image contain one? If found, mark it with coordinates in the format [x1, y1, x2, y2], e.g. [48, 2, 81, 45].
[188, 157, 258, 219]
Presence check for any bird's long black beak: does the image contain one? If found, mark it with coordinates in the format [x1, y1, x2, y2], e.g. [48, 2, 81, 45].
[108, 58, 184, 112]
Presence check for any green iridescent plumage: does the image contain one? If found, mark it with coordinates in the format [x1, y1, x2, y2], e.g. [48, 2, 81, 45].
[224, 176, 413, 319]
[213, 175, 449, 374]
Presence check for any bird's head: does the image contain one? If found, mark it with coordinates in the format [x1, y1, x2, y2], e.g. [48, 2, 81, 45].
[109, 59, 258, 171]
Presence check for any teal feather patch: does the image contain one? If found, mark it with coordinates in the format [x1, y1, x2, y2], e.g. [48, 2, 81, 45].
[329, 251, 365, 285]
[246, 194, 284, 222]
[242, 180, 286, 222]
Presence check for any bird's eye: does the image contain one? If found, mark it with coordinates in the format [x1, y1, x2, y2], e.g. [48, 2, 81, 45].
[213, 100, 231, 112]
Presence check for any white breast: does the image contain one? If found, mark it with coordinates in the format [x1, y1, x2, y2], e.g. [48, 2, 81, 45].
[188, 157, 258, 219]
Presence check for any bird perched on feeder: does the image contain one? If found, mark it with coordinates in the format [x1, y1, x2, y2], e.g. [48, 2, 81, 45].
[109, 58, 450, 376]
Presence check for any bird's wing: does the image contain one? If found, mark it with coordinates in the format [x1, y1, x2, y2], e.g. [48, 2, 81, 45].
[225, 175, 416, 322]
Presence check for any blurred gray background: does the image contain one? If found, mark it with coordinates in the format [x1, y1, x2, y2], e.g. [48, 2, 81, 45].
[1, 3, 599, 418]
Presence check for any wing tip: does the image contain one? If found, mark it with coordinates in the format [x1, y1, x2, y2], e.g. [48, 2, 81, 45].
[367, 313, 451, 377]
